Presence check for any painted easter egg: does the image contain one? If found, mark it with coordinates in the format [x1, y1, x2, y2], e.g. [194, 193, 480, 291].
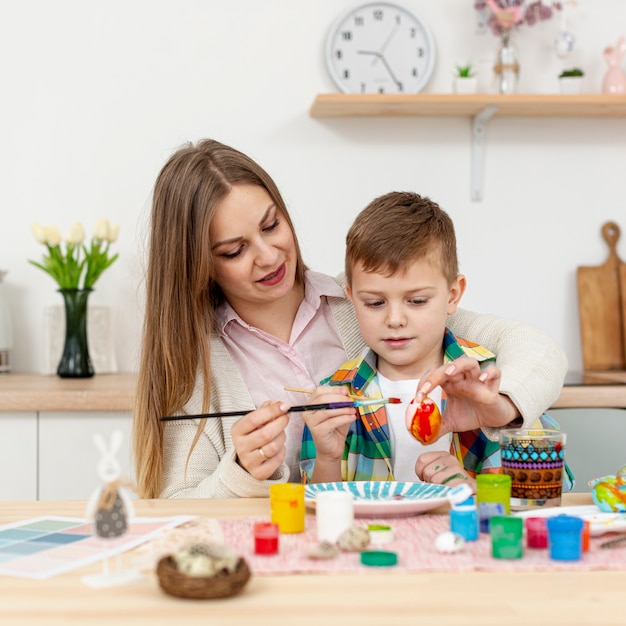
[589, 466, 626, 513]
[406, 396, 441, 444]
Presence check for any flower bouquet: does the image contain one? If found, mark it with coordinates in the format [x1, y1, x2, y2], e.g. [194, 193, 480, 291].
[29, 219, 120, 378]
[29, 219, 119, 290]
[475, 1, 562, 94]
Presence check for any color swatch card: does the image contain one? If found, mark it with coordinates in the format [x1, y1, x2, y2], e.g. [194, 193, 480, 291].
[0, 515, 193, 579]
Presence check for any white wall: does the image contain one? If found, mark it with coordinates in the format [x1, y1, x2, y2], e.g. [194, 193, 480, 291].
[1, 0, 625, 374]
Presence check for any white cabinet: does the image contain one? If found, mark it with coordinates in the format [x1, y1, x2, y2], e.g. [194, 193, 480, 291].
[0, 412, 37, 500]
[38, 411, 133, 501]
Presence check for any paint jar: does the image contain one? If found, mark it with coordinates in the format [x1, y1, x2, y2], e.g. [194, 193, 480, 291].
[315, 491, 354, 543]
[525, 517, 548, 549]
[449, 496, 479, 541]
[581, 520, 590, 552]
[490, 516, 523, 559]
[547, 515, 583, 561]
[476, 474, 511, 532]
[367, 524, 394, 545]
[269, 483, 305, 533]
[253, 522, 279, 555]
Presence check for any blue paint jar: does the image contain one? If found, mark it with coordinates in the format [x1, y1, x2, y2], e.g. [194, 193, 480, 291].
[547, 515, 584, 561]
[450, 496, 479, 541]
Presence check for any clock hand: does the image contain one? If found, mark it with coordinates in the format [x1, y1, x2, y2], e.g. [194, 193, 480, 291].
[374, 26, 399, 66]
[358, 27, 399, 68]
[358, 50, 402, 90]
[378, 53, 402, 90]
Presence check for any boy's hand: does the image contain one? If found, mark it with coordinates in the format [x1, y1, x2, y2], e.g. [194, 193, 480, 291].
[302, 386, 357, 463]
[414, 359, 519, 435]
[415, 451, 475, 490]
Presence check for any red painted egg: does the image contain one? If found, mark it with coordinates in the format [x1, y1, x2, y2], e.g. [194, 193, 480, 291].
[406, 397, 441, 444]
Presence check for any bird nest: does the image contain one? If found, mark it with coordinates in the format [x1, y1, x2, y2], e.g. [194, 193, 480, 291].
[156, 555, 251, 600]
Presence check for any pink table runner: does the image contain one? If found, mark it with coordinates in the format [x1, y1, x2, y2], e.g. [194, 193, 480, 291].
[218, 515, 626, 575]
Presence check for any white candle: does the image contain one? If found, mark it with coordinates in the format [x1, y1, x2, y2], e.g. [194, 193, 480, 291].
[315, 491, 354, 543]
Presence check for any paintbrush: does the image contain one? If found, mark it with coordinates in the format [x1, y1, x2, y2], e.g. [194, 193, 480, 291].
[283, 386, 384, 401]
[159, 397, 401, 422]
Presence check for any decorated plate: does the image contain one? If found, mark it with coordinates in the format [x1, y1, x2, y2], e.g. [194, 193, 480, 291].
[304, 481, 453, 518]
[514, 505, 626, 536]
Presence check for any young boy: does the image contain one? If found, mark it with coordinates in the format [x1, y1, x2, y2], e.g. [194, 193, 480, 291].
[300, 192, 572, 490]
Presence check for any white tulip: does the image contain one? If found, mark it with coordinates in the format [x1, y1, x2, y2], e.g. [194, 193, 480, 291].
[65, 222, 85, 245]
[31, 222, 46, 244]
[44, 225, 62, 247]
[107, 223, 120, 243]
[93, 218, 111, 241]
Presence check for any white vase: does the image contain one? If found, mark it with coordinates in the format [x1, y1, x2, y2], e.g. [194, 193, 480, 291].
[494, 29, 519, 94]
[453, 77, 478, 94]
[559, 77, 583, 94]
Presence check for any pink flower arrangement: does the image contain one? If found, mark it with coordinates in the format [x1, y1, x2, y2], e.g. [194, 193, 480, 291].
[475, 1, 562, 36]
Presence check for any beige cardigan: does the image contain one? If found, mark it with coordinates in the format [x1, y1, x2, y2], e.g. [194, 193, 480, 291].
[161, 279, 567, 498]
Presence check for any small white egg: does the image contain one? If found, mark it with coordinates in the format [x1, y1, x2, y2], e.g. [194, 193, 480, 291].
[434, 532, 465, 554]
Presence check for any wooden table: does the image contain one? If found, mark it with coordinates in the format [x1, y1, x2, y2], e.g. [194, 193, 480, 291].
[1, 494, 624, 626]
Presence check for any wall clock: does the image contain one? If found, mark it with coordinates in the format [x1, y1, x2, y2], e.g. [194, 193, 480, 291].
[325, 2, 436, 94]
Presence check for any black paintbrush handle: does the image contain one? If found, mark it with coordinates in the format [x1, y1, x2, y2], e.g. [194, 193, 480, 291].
[159, 401, 356, 422]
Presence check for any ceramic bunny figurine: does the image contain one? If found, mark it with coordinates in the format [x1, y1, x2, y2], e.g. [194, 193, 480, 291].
[81, 430, 143, 588]
[602, 36, 626, 94]
[85, 430, 135, 540]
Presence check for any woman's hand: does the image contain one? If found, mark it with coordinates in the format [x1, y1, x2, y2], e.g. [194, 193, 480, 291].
[302, 386, 357, 483]
[231, 401, 290, 480]
[414, 359, 520, 436]
[415, 451, 475, 490]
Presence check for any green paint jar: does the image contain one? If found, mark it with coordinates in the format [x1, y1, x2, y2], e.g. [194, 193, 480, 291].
[490, 516, 524, 559]
[476, 474, 512, 532]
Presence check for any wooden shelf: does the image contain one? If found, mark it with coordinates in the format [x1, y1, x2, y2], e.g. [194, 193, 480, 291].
[310, 93, 626, 118]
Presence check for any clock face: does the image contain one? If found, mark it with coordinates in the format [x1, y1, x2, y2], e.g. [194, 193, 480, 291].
[325, 2, 436, 94]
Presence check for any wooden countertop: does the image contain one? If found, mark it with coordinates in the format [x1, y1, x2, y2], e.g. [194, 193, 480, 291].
[552, 370, 626, 409]
[0, 370, 624, 413]
[2, 493, 624, 626]
[0, 373, 137, 412]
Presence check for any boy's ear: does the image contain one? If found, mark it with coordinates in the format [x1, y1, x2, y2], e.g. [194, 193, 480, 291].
[447, 274, 466, 315]
[345, 282, 353, 302]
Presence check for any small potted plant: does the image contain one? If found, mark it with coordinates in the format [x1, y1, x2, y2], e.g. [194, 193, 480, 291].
[453, 63, 478, 94]
[559, 68, 584, 94]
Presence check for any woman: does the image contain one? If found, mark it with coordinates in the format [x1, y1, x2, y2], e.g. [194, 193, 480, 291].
[133, 139, 567, 499]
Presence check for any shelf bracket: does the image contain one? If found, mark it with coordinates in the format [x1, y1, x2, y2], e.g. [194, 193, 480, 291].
[470, 105, 498, 202]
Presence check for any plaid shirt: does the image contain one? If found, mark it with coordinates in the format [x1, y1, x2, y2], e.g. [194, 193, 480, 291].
[301, 328, 574, 489]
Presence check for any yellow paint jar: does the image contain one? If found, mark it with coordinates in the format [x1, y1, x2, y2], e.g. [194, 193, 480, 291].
[269, 483, 305, 533]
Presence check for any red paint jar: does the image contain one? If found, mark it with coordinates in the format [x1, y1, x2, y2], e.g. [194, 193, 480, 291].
[525, 517, 548, 549]
[254, 522, 279, 555]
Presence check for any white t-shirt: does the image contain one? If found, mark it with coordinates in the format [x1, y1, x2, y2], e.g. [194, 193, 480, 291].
[377, 373, 451, 482]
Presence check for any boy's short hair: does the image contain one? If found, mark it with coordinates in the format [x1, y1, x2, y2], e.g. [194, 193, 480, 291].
[345, 191, 458, 285]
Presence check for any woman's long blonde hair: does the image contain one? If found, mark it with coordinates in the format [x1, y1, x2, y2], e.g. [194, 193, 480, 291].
[133, 139, 306, 498]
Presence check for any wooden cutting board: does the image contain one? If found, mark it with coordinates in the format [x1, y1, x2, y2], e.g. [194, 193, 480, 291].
[577, 221, 626, 370]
